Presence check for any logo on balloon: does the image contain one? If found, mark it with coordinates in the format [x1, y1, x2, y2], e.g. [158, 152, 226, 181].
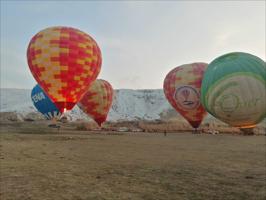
[32, 92, 46, 103]
[174, 86, 200, 110]
[218, 94, 239, 114]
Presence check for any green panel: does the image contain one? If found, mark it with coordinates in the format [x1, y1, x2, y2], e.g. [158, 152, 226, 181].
[201, 52, 266, 111]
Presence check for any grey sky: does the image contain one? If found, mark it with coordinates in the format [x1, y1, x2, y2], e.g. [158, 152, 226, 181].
[1, 1, 265, 89]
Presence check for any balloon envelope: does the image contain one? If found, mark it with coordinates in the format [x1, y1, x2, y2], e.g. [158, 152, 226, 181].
[78, 79, 113, 126]
[164, 63, 208, 128]
[201, 52, 266, 128]
[31, 84, 61, 119]
[27, 26, 102, 113]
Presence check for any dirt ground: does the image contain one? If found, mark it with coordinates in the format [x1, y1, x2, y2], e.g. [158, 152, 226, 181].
[0, 122, 266, 200]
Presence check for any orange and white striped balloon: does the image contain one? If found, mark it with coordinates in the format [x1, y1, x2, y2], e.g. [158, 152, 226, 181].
[78, 79, 113, 126]
[27, 26, 102, 113]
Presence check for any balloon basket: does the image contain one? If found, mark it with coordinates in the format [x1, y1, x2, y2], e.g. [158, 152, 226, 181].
[192, 128, 200, 134]
[240, 128, 254, 135]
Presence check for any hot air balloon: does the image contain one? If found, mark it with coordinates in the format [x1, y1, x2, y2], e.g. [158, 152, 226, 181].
[201, 52, 266, 130]
[31, 84, 61, 119]
[78, 79, 113, 126]
[27, 26, 102, 113]
[163, 63, 208, 130]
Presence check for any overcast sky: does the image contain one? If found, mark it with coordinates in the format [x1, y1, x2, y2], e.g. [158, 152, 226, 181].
[1, 1, 265, 89]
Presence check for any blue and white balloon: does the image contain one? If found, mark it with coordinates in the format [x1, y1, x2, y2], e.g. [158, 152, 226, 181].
[31, 84, 61, 119]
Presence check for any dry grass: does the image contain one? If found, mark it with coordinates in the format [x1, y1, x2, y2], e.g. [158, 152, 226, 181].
[0, 122, 266, 200]
[96, 119, 264, 135]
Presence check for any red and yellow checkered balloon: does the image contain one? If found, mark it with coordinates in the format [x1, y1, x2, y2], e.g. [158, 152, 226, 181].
[163, 63, 208, 128]
[78, 79, 113, 126]
[27, 26, 102, 113]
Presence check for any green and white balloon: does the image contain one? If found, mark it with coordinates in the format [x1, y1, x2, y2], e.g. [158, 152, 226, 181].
[201, 52, 266, 128]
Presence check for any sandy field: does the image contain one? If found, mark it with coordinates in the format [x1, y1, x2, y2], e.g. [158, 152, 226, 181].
[0, 121, 266, 200]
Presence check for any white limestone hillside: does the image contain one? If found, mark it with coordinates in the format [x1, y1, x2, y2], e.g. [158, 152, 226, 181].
[0, 88, 176, 121]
